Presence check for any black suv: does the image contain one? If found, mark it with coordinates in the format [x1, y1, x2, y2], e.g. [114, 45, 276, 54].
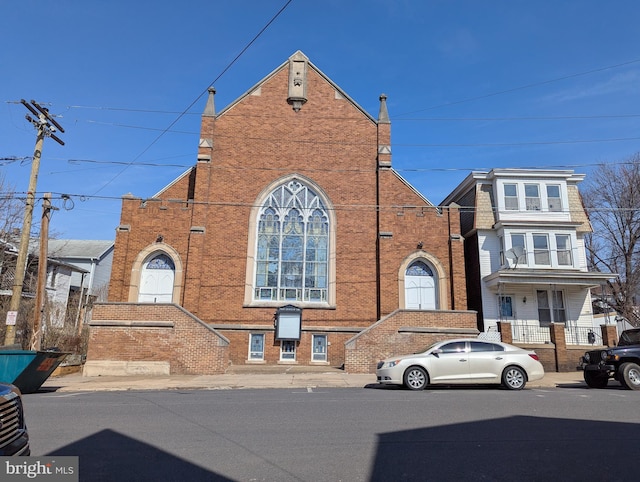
[0, 383, 30, 455]
[578, 328, 640, 390]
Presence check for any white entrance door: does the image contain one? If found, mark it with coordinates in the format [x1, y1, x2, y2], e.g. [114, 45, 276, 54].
[138, 254, 175, 303]
[405, 261, 436, 310]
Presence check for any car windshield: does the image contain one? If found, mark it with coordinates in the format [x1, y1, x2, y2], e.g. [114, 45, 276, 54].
[415, 342, 442, 354]
[619, 330, 640, 346]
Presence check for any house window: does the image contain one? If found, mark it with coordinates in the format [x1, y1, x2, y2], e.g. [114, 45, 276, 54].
[255, 180, 329, 303]
[525, 184, 541, 211]
[312, 334, 327, 362]
[552, 291, 567, 323]
[504, 184, 519, 210]
[532, 234, 550, 265]
[547, 185, 562, 212]
[49, 266, 58, 288]
[249, 334, 265, 360]
[510, 234, 527, 265]
[499, 295, 514, 318]
[556, 235, 572, 266]
[280, 340, 296, 361]
[537, 290, 566, 326]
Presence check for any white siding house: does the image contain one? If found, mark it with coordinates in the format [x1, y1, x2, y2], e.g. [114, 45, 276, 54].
[443, 169, 615, 344]
[45, 259, 88, 326]
[47, 240, 114, 301]
[3, 239, 90, 327]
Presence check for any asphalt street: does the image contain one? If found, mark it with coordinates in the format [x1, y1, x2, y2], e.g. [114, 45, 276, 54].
[24, 381, 640, 482]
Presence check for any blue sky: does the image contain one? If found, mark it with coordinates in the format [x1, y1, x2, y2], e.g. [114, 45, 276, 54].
[2, 1, 639, 241]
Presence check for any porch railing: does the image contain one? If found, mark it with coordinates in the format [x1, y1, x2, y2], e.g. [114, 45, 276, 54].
[510, 323, 607, 345]
[511, 324, 551, 344]
[564, 325, 602, 346]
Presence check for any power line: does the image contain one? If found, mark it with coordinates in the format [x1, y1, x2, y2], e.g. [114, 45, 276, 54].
[0, 154, 633, 177]
[55, 105, 640, 121]
[13, 56, 639, 119]
[51, 158, 640, 173]
[43, 117, 640, 147]
[396, 136, 640, 147]
[393, 114, 640, 121]
[3, 190, 640, 215]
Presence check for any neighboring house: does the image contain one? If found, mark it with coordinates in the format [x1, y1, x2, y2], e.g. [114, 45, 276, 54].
[442, 169, 615, 344]
[47, 239, 114, 302]
[91, 51, 474, 375]
[47, 239, 114, 326]
[43, 259, 88, 327]
[0, 238, 37, 298]
[1, 238, 88, 327]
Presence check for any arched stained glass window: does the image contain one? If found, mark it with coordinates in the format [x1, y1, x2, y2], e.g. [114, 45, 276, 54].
[146, 254, 175, 270]
[406, 261, 433, 277]
[255, 180, 329, 302]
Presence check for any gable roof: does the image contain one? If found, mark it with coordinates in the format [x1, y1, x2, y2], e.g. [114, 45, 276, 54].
[47, 239, 114, 261]
[217, 50, 377, 123]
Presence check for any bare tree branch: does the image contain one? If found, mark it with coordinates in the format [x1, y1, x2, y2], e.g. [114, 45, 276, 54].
[583, 153, 640, 325]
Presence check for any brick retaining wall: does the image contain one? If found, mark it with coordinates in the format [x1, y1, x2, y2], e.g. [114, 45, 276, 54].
[85, 303, 229, 375]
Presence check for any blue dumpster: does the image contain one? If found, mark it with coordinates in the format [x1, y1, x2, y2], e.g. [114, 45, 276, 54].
[0, 350, 68, 393]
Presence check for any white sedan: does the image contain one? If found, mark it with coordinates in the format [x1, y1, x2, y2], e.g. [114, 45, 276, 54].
[376, 339, 545, 390]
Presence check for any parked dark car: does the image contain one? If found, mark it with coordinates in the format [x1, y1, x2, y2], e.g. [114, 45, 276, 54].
[0, 383, 30, 455]
[578, 328, 640, 390]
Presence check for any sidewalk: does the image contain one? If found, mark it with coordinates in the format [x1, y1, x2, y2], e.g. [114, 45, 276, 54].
[39, 367, 587, 393]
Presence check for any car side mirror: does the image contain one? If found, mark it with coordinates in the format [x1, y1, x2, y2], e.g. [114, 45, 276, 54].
[431, 349, 442, 358]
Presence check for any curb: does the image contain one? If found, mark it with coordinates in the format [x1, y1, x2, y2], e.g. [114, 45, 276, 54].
[40, 372, 586, 393]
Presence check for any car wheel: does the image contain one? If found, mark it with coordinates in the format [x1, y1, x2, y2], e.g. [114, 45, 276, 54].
[584, 370, 609, 389]
[403, 366, 428, 391]
[502, 366, 526, 390]
[620, 362, 640, 390]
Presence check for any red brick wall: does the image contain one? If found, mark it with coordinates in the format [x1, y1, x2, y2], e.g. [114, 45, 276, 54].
[110, 65, 382, 326]
[515, 344, 556, 373]
[104, 56, 473, 370]
[87, 303, 229, 374]
[218, 329, 355, 367]
[377, 173, 467, 315]
[344, 310, 478, 373]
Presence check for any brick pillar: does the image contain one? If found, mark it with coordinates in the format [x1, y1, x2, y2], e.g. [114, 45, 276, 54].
[497, 322, 513, 344]
[600, 324, 618, 347]
[549, 323, 570, 372]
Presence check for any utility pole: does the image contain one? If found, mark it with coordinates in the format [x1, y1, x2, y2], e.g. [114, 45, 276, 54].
[4, 101, 64, 347]
[31, 193, 56, 351]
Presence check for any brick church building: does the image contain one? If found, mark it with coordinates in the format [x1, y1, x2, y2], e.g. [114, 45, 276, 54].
[86, 51, 476, 375]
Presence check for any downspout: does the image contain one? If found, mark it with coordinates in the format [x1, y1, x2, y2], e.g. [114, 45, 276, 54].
[447, 207, 456, 310]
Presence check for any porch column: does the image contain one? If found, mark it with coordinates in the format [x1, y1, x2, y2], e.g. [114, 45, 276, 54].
[496, 322, 513, 344]
[549, 322, 570, 372]
[600, 324, 618, 347]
